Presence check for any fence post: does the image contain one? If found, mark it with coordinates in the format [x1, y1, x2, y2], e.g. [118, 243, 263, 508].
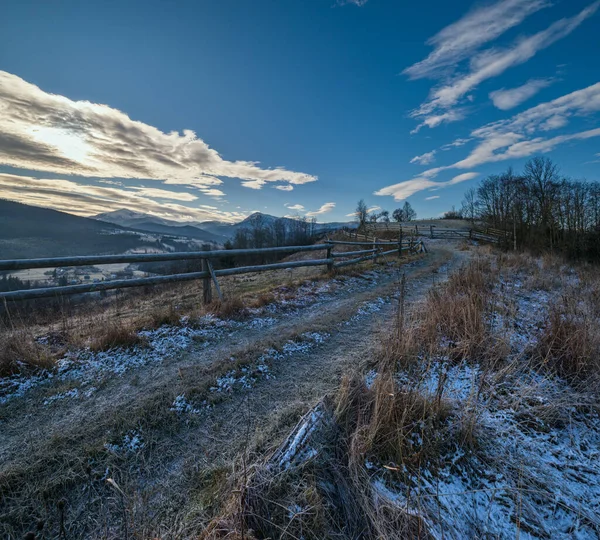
[430, 225, 434, 239]
[399, 229, 404, 258]
[415, 225, 419, 236]
[201, 258, 212, 304]
[326, 245, 333, 273]
[373, 237, 378, 264]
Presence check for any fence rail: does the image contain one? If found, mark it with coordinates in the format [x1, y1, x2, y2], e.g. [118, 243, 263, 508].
[353, 223, 510, 244]
[0, 239, 425, 303]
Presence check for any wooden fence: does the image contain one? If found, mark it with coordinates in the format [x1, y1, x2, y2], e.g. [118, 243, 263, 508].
[356, 223, 510, 244]
[0, 239, 425, 303]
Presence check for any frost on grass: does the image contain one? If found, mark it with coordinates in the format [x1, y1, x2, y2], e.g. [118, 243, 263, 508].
[170, 394, 204, 415]
[367, 265, 600, 539]
[209, 332, 330, 395]
[1, 265, 390, 405]
[104, 430, 145, 455]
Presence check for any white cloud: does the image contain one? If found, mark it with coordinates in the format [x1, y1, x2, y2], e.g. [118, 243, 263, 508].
[403, 0, 550, 80]
[275, 185, 294, 191]
[0, 71, 317, 194]
[337, 0, 368, 5]
[380, 83, 600, 201]
[490, 78, 555, 110]
[306, 202, 336, 216]
[441, 138, 472, 150]
[410, 150, 436, 165]
[285, 204, 305, 211]
[454, 82, 600, 168]
[410, 2, 599, 130]
[411, 110, 466, 133]
[0, 173, 246, 222]
[425, 195, 440, 200]
[374, 172, 478, 201]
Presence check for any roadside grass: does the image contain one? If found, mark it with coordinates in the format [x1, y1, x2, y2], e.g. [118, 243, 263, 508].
[0, 250, 435, 539]
[203, 252, 600, 538]
[0, 250, 422, 378]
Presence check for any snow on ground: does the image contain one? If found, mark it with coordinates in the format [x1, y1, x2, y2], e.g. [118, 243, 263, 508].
[209, 331, 331, 395]
[1, 265, 394, 406]
[369, 266, 600, 539]
[104, 429, 145, 454]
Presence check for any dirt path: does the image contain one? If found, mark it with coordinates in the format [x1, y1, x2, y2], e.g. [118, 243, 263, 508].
[0, 243, 470, 538]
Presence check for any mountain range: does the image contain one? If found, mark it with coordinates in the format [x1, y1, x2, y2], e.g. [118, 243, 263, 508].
[93, 209, 355, 240]
[0, 201, 356, 260]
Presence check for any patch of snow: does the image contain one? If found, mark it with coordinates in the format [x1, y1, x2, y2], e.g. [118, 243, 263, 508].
[104, 430, 145, 454]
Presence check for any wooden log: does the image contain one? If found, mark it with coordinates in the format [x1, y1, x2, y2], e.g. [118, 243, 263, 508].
[0, 244, 330, 272]
[201, 258, 212, 304]
[0, 258, 333, 301]
[331, 248, 378, 258]
[206, 260, 223, 302]
[326, 240, 401, 246]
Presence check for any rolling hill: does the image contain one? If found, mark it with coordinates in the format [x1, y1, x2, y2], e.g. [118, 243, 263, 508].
[0, 200, 157, 259]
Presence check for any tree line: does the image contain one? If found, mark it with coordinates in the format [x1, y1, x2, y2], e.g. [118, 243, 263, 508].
[458, 157, 600, 260]
[355, 199, 416, 229]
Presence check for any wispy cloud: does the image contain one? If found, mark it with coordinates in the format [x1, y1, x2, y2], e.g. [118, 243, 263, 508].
[275, 185, 294, 191]
[0, 172, 246, 222]
[441, 138, 472, 150]
[0, 71, 317, 195]
[378, 82, 600, 201]
[374, 172, 478, 201]
[410, 150, 436, 165]
[425, 195, 440, 200]
[403, 0, 551, 80]
[285, 203, 305, 211]
[306, 202, 336, 216]
[408, 1, 599, 131]
[490, 78, 555, 110]
[336, 0, 368, 6]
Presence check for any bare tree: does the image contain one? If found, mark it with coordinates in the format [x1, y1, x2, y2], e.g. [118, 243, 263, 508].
[402, 201, 416, 221]
[355, 199, 368, 230]
[461, 188, 478, 223]
[392, 208, 404, 222]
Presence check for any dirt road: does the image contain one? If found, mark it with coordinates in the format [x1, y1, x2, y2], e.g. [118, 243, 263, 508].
[0, 243, 470, 538]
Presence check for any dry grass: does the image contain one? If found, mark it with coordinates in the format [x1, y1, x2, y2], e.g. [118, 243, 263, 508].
[535, 297, 600, 381]
[208, 297, 247, 320]
[0, 328, 55, 377]
[88, 320, 146, 352]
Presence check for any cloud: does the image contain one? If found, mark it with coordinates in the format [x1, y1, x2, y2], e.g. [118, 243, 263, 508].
[441, 138, 472, 150]
[374, 172, 478, 201]
[425, 195, 440, 200]
[0, 71, 317, 193]
[490, 78, 555, 110]
[285, 204, 305, 211]
[403, 0, 551, 80]
[410, 2, 599, 130]
[0, 172, 246, 222]
[336, 0, 368, 5]
[275, 185, 294, 191]
[410, 109, 466, 133]
[379, 83, 600, 202]
[453, 82, 600, 168]
[306, 202, 336, 216]
[410, 150, 436, 165]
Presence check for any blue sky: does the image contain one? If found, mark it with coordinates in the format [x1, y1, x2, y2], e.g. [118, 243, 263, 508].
[0, 0, 598, 223]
